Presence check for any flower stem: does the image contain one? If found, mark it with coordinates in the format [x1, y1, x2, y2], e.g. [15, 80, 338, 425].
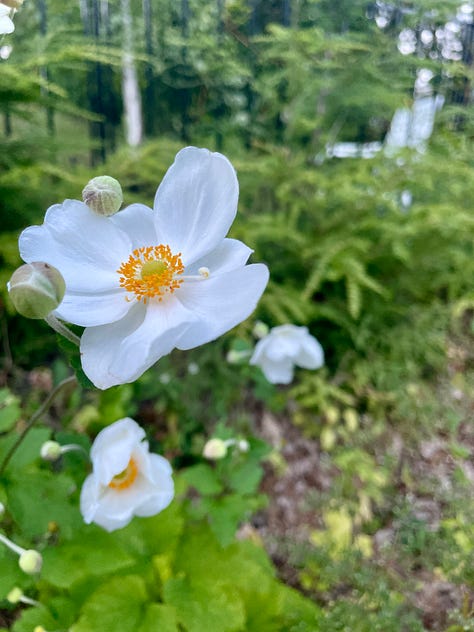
[44, 314, 81, 346]
[0, 375, 77, 477]
[0, 532, 25, 556]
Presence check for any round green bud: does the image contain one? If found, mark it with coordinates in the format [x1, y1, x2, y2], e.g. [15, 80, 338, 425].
[82, 175, 123, 216]
[40, 440, 62, 461]
[7, 587, 23, 604]
[253, 321, 269, 339]
[7, 262, 66, 319]
[18, 549, 43, 575]
[203, 438, 228, 460]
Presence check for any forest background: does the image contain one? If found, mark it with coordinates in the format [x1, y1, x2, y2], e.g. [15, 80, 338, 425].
[1, 0, 474, 630]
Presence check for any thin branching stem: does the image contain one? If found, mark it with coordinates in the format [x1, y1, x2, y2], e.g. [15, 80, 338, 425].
[0, 375, 77, 477]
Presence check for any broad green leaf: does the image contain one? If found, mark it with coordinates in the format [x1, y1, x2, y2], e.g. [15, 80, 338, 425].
[163, 576, 245, 632]
[0, 548, 23, 599]
[70, 575, 147, 632]
[138, 603, 179, 632]
[12, 605, 58, 632]
[0, 389, 21, 432]
[181, 463, 223, 495]
[227, 460, 264, 495]
[7, 469, 80, 539]
[42, 528, 135, 589]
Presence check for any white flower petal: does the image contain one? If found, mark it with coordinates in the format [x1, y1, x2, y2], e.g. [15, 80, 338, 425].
[0, 14, 14, 34]
[185, 238, 252, 276]
[259, 357, 294, 384]
[154, 147, 239, 265]
[176, 263, 269, 350]
[80, 297, 197, 389]
[53, 288, 130, 327]
[79, 475, 101, 524]
[110, 203, 157, 248]
[295, 336, 324, 369]
[19, 200, 131, 293]
[91, 418, 145, 484]
[133, 455, 174, 516]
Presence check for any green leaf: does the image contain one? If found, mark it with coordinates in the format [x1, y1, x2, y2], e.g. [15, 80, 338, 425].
[205, 494, 253, 546]
[138, 604, 179, 632]
[7, 469, 80, 539]
[227, 460, 264, 495]
[181, 463, 223, 495]
[0, 427, 50, 474]
[0, 548, 23, 600]
[70, 575, 148, 632]
[0, 388, 21, 432]
[163, 576, 245, 632]
[12, 605, 58, 632]
[43, 528, 135, 589]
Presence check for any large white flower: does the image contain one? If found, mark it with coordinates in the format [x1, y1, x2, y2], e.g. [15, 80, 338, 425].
[19, 147, 269, 389]
[0, 4, 14, 34]
[80, 418, 174, 532]
[250, 324, 324, 384]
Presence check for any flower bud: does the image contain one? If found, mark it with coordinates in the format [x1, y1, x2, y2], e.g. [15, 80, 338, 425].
[226, 349, 250, 365]
[203, 438, 227, 460]
[82, 175, 123, 216]
[253, 321, 269, 339]
[40, 440, 62, 462]
[18, 549, 43, 575]
[238, 439, 250, 453]
[7, 587, 23, 604]
[7, 262, 65, 319]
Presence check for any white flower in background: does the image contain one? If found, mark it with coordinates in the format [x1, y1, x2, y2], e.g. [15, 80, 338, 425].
[80, 418, 174, 532]
[0, 4, 14, 34]
[19, 147, 269, 389]
[250, 324, 324, 384]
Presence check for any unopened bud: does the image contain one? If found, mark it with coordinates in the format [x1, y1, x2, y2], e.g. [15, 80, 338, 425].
[203, 438, 227, 460]
[7, 587, 23, 604]
[7, 262, 65, 319]
[18, 549, 42, 575]
[82, 176, 123, 216]
[238, 439, 250, 453]
[226, 349, 251, 365]
[40, 440, 62, 462]
[253, 321, 269, 339]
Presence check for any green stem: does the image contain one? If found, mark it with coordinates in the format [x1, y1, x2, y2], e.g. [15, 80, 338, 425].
[0, 375, 77, 477]
[44, 314, 81, 346]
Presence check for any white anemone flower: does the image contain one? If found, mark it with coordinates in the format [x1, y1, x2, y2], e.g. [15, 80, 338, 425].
[80, 418, 174, 532]
[0, 4, 14, 34]
[18, 147, 269, 389]
[250, 324, 324, 384]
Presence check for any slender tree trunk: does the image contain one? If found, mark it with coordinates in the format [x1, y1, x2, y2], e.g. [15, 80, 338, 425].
[37, 0, 55, 135]
[143, 0, 155, 136]
[121, 0, 143, 146]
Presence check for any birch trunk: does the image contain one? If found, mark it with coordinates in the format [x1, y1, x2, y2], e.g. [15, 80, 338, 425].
[121, 0, 142, 146]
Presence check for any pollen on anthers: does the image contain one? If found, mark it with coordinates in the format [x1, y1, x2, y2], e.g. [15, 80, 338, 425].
[117, 245, 185, 303]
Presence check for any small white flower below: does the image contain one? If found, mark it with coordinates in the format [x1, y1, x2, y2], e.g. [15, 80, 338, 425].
[80, 418, 174, 532]
[250, 324, 324, 384]
[0, 4, 14, 34]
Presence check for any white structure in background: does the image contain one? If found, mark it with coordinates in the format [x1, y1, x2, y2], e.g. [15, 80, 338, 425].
[121, 0, 142, 147]
[325, 67, 443, 159]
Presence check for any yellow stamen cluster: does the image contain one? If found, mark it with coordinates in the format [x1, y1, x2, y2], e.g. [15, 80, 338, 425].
[118, 245, 184, 302]
[108, 458, 138, 490]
